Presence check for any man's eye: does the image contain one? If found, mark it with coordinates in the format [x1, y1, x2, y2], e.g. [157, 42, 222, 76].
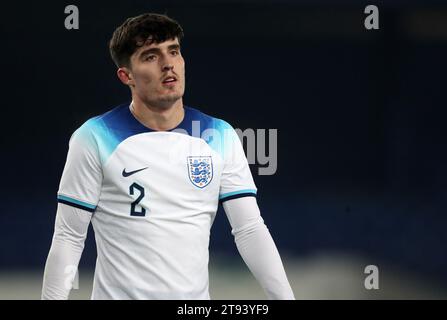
[171, 50, 179, 56]
[145, 55, 156, 61]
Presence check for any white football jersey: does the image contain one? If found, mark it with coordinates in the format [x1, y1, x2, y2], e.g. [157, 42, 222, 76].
[57, 103, 257, 299]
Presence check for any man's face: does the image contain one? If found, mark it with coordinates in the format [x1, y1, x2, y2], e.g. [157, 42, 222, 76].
[124, 37, 185, 107]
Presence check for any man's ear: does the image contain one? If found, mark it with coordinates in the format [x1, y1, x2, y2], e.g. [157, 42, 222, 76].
[117, 67, 134, 87]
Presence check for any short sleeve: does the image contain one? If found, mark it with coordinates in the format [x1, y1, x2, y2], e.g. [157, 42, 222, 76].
[57, 121, 103, 212]
[218, 121, 257, 203]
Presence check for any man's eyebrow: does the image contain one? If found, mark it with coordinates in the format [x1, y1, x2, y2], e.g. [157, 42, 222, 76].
[139, 47, 161, 58]
[139, 44, 181, 58]
[167, 44, 180, 51]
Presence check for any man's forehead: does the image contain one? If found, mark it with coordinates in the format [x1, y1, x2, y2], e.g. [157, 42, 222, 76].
[136, 37, 180, 51]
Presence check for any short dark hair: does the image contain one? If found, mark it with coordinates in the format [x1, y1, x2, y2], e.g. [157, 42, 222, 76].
[109, 13, 184, 68]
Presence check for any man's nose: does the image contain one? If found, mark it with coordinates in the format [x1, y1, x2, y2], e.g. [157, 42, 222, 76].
[162, 64, 174, 72]
[161, 55, 174, 72]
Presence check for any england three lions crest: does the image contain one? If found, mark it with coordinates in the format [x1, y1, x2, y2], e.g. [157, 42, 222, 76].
[187, 156, 213, 188]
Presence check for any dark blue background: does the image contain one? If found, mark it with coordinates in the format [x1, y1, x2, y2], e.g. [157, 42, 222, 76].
[0, 1, 446, 289]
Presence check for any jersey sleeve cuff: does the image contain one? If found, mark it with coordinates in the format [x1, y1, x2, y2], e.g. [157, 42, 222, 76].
[219, 189, 257, 203]
[57, 194, 97, 212]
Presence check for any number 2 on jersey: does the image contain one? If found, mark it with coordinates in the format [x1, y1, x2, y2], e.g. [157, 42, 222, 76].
[129, 182, 146, 216]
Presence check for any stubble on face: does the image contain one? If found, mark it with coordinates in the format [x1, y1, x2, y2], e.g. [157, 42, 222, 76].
[129, 38, 185, 109]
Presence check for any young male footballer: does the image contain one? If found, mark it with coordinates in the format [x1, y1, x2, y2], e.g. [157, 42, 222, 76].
[42, 13, 295, 300]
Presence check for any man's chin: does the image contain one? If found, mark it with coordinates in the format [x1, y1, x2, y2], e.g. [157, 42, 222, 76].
[158, 92, 183, 103]
[140, 90, 184, 108]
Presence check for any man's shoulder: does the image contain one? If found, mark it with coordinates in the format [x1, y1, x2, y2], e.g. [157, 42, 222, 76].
[73, 103, 131, 136]
[184, 105, 234, 132]
[74, 103, 237, 138]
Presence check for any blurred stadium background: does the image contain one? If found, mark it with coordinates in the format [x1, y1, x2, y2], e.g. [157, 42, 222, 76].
[1, 0, 447, 299]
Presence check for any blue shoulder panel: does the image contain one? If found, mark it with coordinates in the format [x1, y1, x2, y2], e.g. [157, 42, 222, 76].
[75, 103, 234, 164]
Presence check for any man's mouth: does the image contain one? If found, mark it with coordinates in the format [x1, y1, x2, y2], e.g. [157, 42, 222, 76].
[162, 76, 177, 85]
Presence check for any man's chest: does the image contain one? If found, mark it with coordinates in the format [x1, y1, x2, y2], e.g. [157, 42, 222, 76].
[98, 132, 223, 214]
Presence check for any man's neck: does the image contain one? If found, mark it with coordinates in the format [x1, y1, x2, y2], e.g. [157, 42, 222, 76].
[130, 98, 184, 131]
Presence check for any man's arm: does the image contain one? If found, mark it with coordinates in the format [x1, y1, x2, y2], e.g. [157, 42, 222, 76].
[43, 119, 102, 299]
[41, 203, 92, 300]
[222, 196, 295, 300]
